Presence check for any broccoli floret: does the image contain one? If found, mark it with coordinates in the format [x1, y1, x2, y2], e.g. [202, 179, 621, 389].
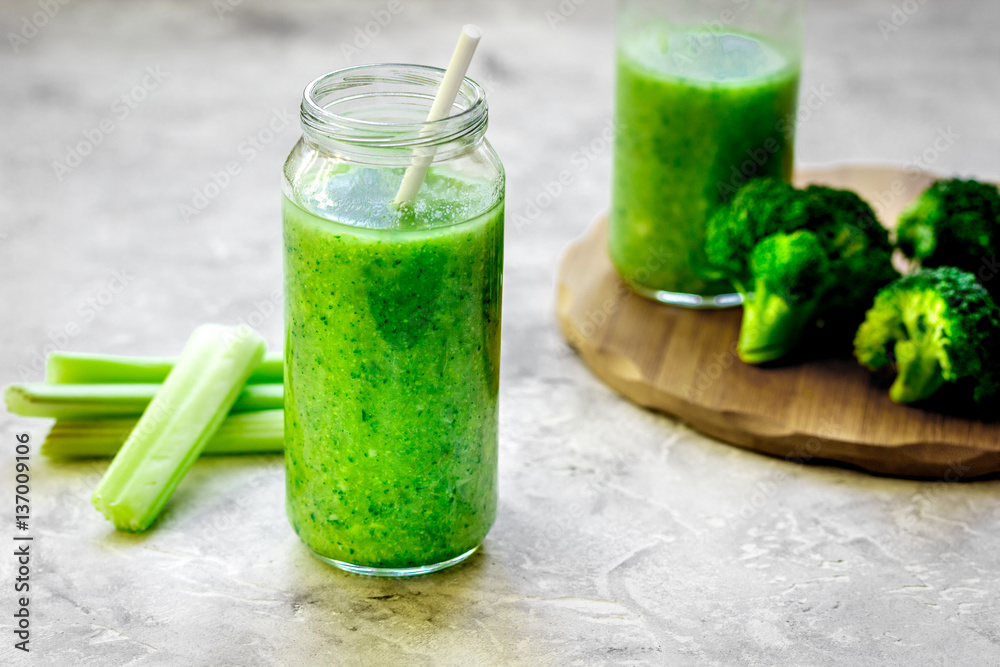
[854, 266, 1000, 404]
[789, 185, 896, 312]
[740, 231, 832, 363]
[896, 178, 1000, 287]
[706, 180, 897, 363]
[705, 177, 801, 290]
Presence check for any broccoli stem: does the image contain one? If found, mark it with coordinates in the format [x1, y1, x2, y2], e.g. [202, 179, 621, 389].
[888, 339, 946, 403]
[738, 286, 818, 364]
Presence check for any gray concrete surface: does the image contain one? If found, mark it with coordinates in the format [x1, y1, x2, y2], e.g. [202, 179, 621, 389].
[2, 1, 999, 665]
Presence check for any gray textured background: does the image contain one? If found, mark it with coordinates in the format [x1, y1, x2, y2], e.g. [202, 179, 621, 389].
[2, 1, 999, 665]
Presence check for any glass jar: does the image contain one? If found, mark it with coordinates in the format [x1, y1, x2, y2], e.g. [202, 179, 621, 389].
[282, 64, 504, 576]
[610, 0, 802, 307]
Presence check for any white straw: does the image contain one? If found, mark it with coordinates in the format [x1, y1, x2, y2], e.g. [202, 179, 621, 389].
[393, 24, 482, 208]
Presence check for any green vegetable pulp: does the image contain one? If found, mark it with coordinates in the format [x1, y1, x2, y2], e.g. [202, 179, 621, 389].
[282, 168, 502, 569]
[610, 28, 800, 297]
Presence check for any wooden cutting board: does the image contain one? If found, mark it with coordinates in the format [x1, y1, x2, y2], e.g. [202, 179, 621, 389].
[556, 166, 1000, 479]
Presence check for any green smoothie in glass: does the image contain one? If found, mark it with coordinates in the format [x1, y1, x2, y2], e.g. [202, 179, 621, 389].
[611, 18, 801, 306]
[282, 65, 504, 576]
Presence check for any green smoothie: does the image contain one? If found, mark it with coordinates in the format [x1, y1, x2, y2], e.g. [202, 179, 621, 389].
[282, 167, 503, 570]
[610, 27, 800, 300]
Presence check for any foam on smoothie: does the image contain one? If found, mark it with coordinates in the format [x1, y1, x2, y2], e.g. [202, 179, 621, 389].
[292, 165, 497, 231]
[624, 28, 792, 84]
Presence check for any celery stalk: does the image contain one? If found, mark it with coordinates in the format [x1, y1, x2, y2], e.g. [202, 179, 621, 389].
[4, 382, 283, 419]
[45, 351, 283, 384]
[42, 410, 284, 459]
[91, 324, 267, 532]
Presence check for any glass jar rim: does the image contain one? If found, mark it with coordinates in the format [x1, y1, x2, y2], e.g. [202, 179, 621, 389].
[300, 63, 489, 154]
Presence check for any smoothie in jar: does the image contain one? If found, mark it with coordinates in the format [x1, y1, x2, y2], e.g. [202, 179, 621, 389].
[282, 64, 504, 576]
[610, 24, 801, 305]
